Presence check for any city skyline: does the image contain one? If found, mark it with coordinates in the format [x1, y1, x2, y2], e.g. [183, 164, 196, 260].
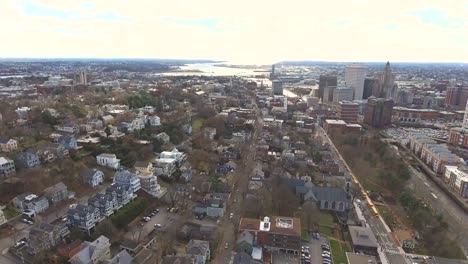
[1, 0, 467, 63]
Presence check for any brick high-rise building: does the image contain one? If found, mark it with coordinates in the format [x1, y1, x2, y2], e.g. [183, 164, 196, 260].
[338, 101, 359, 123]
[364, 97, 393, 128]
[318, 75, 337, 101]
[445, 86, 468, 107]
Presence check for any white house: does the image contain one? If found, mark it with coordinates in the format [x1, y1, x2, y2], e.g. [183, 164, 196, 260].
[113, 171, 141, 194]
[96, 153, 120, 169]
[70, 235, 111, 264]
[148, 115, 161, 127]
[54, 123, 79, 134]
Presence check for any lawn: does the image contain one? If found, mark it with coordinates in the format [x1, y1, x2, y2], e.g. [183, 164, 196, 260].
[192, 118, 204, 133]
[330, 239, 349, 264]
[3, 205, 20, 220]
[319, 211, 334, 227]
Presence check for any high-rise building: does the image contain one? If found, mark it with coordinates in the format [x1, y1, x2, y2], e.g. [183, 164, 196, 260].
[364, 97, 393, 128]
[345, 64, 367, 100]
[333, 84, 354, 103]
[318, 75, 338, 101]
[445, 86, 468, 107]
[79, 70, 87, 85]
[323, 85, 336, 103]
[338, 101, 359, 123]
[377, 62, 398, 100]
[272, 80, 283, 96]
[363, 78, 379, 99]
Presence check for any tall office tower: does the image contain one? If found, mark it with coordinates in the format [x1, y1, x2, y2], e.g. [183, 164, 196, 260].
[378, 62, 398, 100]
[79, 70, 88, 85]
[345, 63, 367, 100]
[338, 101, 359, 123]
[272, 80, 283, 96]
[271, 64, 276, 77]
[363, 78, 379, 99]
[323, 85, 336, 103]
[445, 85, 468, 107]
[333, 84, 354, 103]
[318, 75, 338, 101]
[364, 97, 394, 128]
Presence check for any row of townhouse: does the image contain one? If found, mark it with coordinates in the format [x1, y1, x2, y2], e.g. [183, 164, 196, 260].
[444, 165, 468, 198]
[67, 171, 139, 234]
[408, 133, 459, 174]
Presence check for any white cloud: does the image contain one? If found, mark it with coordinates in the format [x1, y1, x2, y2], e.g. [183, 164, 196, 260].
[0, 0, 467, 63]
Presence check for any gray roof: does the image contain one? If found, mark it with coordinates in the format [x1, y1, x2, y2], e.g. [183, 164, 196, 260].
[104, 250, 133, 264]
[43, 182, 67, 195]
[81, 168, 102, 179]
[237, 230, 254, 245]
[114, 171, 138, 183]
[186, 239, 209, 256]
[309, 186, 348, 202]
[348, 226, 378, 248]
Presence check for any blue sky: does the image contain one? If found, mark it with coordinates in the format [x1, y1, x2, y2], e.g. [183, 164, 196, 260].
[0, 0, 467, 63]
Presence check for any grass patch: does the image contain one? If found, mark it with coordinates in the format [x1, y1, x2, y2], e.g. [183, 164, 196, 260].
[192, 118, 204, 133]
[2, 205, 20, 220]
[320, 225, 335, 237]
[110, 197, 148, 229]
[319, 211, 334, 226]
[330, 239, 348, 264]
[301, 228, 309, 241]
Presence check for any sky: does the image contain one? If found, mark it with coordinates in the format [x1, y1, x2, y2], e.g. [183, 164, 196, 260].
[0, 0, 467, 64]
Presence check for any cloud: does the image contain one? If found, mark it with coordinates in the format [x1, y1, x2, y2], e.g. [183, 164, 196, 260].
[410, 8, 467, 29]
[0, 0, 467, 63]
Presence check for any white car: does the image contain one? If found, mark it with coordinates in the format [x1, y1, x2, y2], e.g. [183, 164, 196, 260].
[154, 224, 162, 228]
[15, 241, 26, 248]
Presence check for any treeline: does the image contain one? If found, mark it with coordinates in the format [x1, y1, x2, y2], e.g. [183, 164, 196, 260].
[400, 191, 466, 259]
[127, 92, 162, 110]
[111, 197, 148, 229]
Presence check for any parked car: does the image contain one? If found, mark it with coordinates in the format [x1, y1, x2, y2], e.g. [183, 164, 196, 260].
[155, 224, 162, 228]
[15, 241, 26, 248]
[142, 217, 150, 222]
[224, 242, 229, 249]
[21, 219, 33, 225]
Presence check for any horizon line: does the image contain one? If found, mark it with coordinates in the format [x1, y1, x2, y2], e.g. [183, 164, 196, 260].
[0, 57, 467, 64]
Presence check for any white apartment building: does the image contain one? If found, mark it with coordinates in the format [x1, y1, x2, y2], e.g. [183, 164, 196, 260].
[96, 153, 120, 169]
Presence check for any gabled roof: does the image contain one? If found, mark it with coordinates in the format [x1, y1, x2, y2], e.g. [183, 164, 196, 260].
[186, 239, 209, 256]
[237, 230, 254, 245]
[43, 182, 67, 195]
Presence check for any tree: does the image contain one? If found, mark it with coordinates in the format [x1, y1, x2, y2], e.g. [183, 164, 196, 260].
[301, 201, 320, 232]
[94, 219, 117, 240]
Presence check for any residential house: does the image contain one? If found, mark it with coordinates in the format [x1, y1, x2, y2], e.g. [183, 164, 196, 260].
[348, 225, 379, 256]
[204, 127, 217, 140]
[67, 204, 100, 234]
[44, 143, 69, 158]
[33, 146, 57, 163]
[180, 165, 193, 182]
[87, 119, 104, 130]
[186, 240, 210, 264]
[28, 222, 70, 254]
[70, 235, 111, 264]
[193, 195, 226, 218]
[114, 171, 141, 194]
[54, 122, 79, 134]
[153, 148, 186, 177]
[80, 124, 93, 133]
[239, 216, 302, 254]
[58, 135, 78, 150]
[0, 138, 18, 152]
[43, 182, 69, 204]
[82, 169, 104, 188]
[233, 252, 262, 264]
[148, 115, 161, 126]
[154, 132, 170, 144]
[237, 230, 254, 254]
[106, 185, 132, 209]
[14, 193, 50, 214]
[15, 151, 41, 168]
[102, 115, 114, 125]
[88, 193, 116, 219]
[104, 250, 133, 264]
[97, 153, 120, 169]
[0, 157, 15, 177]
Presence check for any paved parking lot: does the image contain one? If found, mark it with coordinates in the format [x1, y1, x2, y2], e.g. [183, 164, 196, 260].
[272, 252, 299, 264]
[124, 207, 179, 240]
[301, 236, 324, 264]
